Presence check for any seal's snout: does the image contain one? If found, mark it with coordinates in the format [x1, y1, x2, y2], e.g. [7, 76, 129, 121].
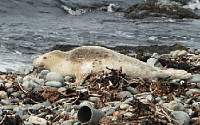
[33, 56, 44, 68]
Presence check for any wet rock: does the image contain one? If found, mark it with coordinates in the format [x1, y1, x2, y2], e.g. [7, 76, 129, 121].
[168, 101, 184, 111]
[118, 91, 132, 99]
[46, 72, 63, 82]
[28, 116, 47, 125]
[126, 87, 140, 95]
[172, 111, 190, 125]
[188, 74, 200, 83]
[0, 91, 7, 99]
[124, 2, 200, 19]
[45, 81, 62, 88]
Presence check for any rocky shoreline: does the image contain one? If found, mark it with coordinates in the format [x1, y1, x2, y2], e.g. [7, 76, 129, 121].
[0, 47, 200, 125]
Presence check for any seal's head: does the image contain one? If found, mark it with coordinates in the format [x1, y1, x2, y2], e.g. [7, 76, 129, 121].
[33, 50, 65, 69]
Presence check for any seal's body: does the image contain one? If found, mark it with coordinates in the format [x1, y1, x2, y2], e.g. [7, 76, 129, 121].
[34, 46, 191, 85]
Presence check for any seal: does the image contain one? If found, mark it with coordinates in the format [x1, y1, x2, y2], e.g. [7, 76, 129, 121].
[33, 46, 191, 86]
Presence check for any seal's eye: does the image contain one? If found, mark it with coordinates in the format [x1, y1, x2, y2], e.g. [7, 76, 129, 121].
[43, 57, 47, 59]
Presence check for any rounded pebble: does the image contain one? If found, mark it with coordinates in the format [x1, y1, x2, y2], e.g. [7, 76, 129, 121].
[0, 91, 7, 99]
[28, 116, 47, 125]
[58, 87, 67, 92]
[88, 97, 100, 102]
[126, 87, 140, 95]
[22, 81, 31, 90]
[118, 91, 132, 99]
[120, 104, 130, 110]
[45, 81, 62, 87]
[186, 89, 200, 96]
[188, 74, 200, 83]
[46, 72, 63, 82]
[168, 101, 184, 111]
[124, 112, 133, 117]
[172, 111, 190, 125]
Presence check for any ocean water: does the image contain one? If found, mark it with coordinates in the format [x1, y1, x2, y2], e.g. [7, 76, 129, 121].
[0, 0, 200, 71]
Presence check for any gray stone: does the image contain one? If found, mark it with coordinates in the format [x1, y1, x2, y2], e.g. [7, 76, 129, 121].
[120, 104, 130, 110]
[22, 81, 31, 90]
[64, 76, 73, 82]
[124, 112, 133, 117]
[11, 91, 22, 98]
[155, 97, 162, 102]
[168, 101, 184, 111]
[188, 48, 195, 54]
[24, 121, 33, 125]
[41, 70, 50, 75]
[188, 74, 200, 83]
[58, 87, 67, 92]
[126, 87, 140, 95]
[0, 91, 7, 99]
[13, 107, 20, 112]
[101, 106, 112, 113]
[45, 81, 62, 87]
[118, 91, 132, 99]
[0, 109, 2, 116]
[88, 97, 100, 102]
[28, 116, 47, 125]
[79, 101, 94, 107]
[23, 76, 32, 82]
[146, 95, 154, 102]
[192, 102, 200, 108]
[197, 83, 200, 88]
[5, 83, 12, 88]
[124, 97, 134, 104]
[17, 76, 23, 83]
[0, 99, 9, 105]
[172, 111, 190, 125]
[186, 89, 200, 96]
[171, 50, 181, 58]
[62, 120, 73, 125]
[7, 88, 14, 94]
[46, 72, 63, 82]
[147, 58, 163, 68]
[31, 103, 43, 110]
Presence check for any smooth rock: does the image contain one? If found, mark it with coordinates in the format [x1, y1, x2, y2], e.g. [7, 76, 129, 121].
[88, 97, 100, 102]
[188, 74, 200, 83]
[23, 76, 32, 82]
[124, 97, 134, 104]
[124, 112, 133, 117]
[197, 83, 200, 88]
[31, 103, 43, 110]
[0, 109, 2, 116]
[0, 99, 9, 105]
[17, 76, 23, 83]
[5, 83, 12, 88]
[45, 81, 62, 87]
[186, 89, 200, 96]
[62, 120, 73, 125]
[64, 76, 73, 82]
[155, 97, 162, 102]
[7, 88, 14, 94]
[11, 92, 21, 98]
[0, 91, 7, 99]
[22, 81, 31, 90]
[28, 116, 47, 125]
[172, 111, 190, 125]
[188, 48, 195, 54]
[58, 87, 67, 92]
[46, 72, 63, 82]
[126, 87, 140, 95]
[192, 102, 200, 108]
[168, 101, 184, 111]
[101, 106, 112, 113]
[120, 104, 130, 110]
[146, 95, 154, 102]
[171, 50, 181, 58]
[79, 101, 94, 107]
[41, 70, 50, 75]
[118, 91, 132, 99]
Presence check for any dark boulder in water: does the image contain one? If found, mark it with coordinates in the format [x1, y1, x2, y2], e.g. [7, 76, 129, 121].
[124, 2, 200, 19]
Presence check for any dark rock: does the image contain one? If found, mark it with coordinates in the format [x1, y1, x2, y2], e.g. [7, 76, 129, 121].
[124, 2, 200, 19]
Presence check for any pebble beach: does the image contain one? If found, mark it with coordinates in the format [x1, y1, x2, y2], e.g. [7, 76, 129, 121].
[0, 47, 200, 125]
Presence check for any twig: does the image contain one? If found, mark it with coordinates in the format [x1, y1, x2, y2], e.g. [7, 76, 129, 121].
[18, 79, 28, 94]
[0, 114, 7, 124]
